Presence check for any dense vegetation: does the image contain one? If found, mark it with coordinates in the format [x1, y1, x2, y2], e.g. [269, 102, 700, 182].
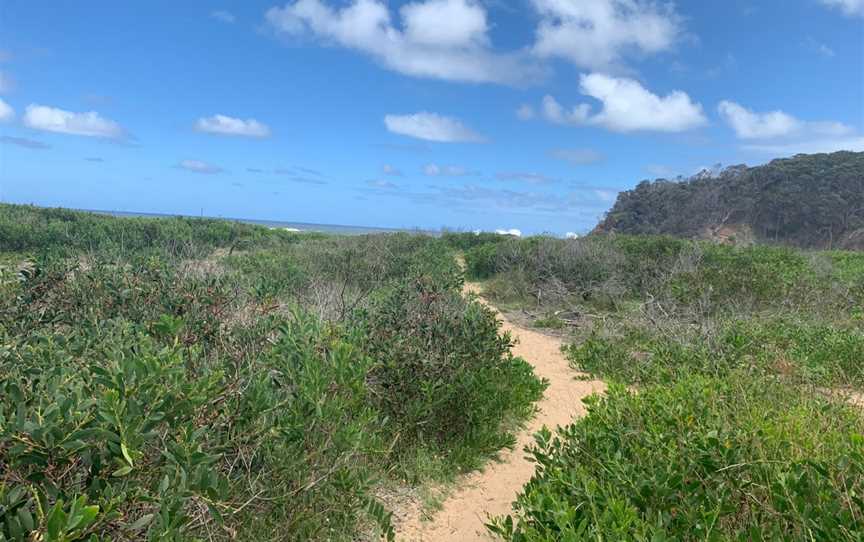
[595, 151, 864, 249]
[462, 233, 864, 540]
[0, 204, 545, 541]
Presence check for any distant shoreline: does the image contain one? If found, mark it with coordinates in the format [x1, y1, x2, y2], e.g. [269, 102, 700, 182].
[77, 208, 439, 236]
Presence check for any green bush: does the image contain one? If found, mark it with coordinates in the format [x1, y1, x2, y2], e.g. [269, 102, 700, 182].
[360, 277, 546, 473]
[491, 376, 864, 541]
[565, 317, 864, 388]
[0, 204, 546, 540]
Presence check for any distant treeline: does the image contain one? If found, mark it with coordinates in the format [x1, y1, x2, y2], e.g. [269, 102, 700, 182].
[596, 151, 864, 249]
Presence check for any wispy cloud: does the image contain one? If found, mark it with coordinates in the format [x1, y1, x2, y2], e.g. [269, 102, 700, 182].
[195, 114, 271, 138]
[178, 159, 223, 174]
[274, 168, 327, 184]
[496, 172, 558, 184]
[382, 164, 403, 176]
[0, 98, 14, 122]
[424, 163, 478, 177]
[211, 10, 236, 23]
[819, 0, 864, 17]
[385, 112, 485, 143]
[548, 148, 605, 165]
[0, 136, 50, 150]
[367, 179, 399, 189]
[804, 37, 835, 57]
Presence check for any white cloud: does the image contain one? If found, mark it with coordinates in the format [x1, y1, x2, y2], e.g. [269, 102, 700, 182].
[541, 74, 707, 132]
[211, 10, 237, 23]
[382, 164, 402, 176]
[565, 231, 580, 239]
[22, 104, 125, 138]
[717, 100, 861, 156]
[717, 101, 803, 139]
[424, 163, 475, 176]
[516, 104, 535, 120]
[195, 114, 271, 137]
[530, 0, 683, 71]
[542, 95, 591, 125]
[718, 100, 855, 141]
[548, 148, 604, 165]
[820, 0, 864, 16]
[495, 228, 522, 236]
[0, 98, 14, 122]
[265, 0, 540, 84]
[384, 112, 484, 142]
[178, 160, 223, 174]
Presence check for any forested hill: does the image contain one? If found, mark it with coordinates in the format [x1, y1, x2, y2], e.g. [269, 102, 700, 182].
[595, 151, 864, 249]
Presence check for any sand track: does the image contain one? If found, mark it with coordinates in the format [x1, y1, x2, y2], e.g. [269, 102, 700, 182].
[394, 282, 606, 541]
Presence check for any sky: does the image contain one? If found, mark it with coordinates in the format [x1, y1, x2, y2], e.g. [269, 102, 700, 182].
[0, 0, 862, 235]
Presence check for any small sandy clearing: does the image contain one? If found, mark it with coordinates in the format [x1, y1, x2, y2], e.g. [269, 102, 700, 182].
[393, 282, 606, 541]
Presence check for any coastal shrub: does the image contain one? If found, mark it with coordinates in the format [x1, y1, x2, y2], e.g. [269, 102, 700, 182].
[490, 376, 864, 541]
[565, 317, 864, 388]
[359, 276, 546, 473]
[0, 204, 546, 540]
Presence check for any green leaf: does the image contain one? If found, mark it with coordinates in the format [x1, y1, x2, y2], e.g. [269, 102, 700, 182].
[112, 465, 133, 477]
[129, 513, 154, 531]
[46, 501, 66, 540]
[121, 442, 134, 467]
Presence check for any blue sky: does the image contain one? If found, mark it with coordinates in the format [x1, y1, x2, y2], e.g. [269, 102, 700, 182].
[0, 0, 862, 235]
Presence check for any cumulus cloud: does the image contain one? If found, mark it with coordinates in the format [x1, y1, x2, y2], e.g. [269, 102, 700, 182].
[178, 159, 223, 174]
[265, 0, 540, 84]
[211, 10, 237, 23]
[195, 114, 271, 137]
[718, 100, 857, 154]
[423, 163, 476, 176]
[540, 74, 707, 132]
[384, 112, 485, 142]
[495, 228, 522, 236]
[530, 0, 683, 71]
[820, 0, 864, 16]
[0, 136, 49, 149]
[717, 101, 803, 139]
[717, 100, 861, 156]
[548, 148, 605, 165]
[565, 232, 580, 239]
[22, 104, 125, 139]
[0, 98, 13, 122]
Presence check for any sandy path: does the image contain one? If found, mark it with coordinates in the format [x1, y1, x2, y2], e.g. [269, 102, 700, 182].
[394, 282, 605, 541]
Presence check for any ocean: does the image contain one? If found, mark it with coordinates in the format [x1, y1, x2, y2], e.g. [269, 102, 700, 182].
[86, 209, 438, 236]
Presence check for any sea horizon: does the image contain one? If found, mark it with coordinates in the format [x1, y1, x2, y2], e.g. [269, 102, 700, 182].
[81, 207, 440, 236]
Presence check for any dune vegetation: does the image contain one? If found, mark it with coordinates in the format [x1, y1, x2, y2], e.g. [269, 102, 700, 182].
[461, 233, 864, 540]
[0, 204, 545, 541]
[3, 205, 864, 541]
